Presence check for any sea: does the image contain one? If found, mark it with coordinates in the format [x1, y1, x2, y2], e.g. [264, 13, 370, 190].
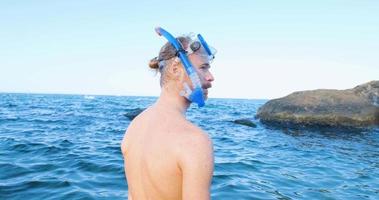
[0, 93, 378, 200]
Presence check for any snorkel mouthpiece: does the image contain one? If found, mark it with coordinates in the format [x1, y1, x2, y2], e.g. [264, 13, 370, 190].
[190, 86, 205, 107]
[155, 27, 205, 107]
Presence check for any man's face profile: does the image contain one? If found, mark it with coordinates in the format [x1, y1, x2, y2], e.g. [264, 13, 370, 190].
[188, 52, 215, 100]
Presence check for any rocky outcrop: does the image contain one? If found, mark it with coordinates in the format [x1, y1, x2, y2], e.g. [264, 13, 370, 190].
[256, 81, 379, 128]
[123, 108, 145, 120]
[233, 119, 257, 128]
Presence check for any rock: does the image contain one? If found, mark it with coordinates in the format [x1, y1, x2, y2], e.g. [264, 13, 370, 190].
[256, 81, 379, 128]
[353, 81, 379, 106]
[123, 108, 145, 120]
[233, 118, 257, 128]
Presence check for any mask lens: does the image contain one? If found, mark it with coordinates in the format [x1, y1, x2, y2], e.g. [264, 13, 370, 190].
[190, 41, 201, 52]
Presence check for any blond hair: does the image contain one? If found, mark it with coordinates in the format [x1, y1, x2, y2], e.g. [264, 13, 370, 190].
[148, 36, 192, 86]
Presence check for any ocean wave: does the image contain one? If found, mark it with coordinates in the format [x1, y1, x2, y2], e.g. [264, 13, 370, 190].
[0, 93, 378, 199]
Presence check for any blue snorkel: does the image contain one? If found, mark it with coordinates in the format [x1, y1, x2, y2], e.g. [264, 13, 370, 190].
[155, 27, 214, 107]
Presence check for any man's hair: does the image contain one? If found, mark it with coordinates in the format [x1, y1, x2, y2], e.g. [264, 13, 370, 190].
[148, 36, 191, 87]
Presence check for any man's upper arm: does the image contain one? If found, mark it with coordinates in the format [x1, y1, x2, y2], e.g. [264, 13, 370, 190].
[178, 131, 214, 200]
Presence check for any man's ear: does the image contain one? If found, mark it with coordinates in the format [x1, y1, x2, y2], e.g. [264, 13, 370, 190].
[176, 65, 187, 82]
[169, 59, 185, 80]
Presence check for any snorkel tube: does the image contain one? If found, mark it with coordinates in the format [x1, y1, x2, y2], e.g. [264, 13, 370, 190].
[155, 27, 205, 107]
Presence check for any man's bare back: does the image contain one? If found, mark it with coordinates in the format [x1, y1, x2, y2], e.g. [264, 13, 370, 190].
[121, 105, 214, 200]
[121, 28, 216, 199]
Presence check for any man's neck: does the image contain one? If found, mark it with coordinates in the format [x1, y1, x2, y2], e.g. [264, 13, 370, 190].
[155, 87, 190, 117]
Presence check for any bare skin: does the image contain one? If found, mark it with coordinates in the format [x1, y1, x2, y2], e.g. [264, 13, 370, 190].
[121, 52, 215, 200]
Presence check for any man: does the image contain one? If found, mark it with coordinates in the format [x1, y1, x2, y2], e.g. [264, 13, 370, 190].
[121, 28, 215, 200]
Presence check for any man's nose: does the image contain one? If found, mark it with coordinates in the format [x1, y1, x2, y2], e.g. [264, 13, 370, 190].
[206, 72, 215, 82]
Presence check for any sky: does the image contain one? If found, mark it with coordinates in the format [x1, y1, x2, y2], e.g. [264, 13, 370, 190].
[1, 0, 378, 99]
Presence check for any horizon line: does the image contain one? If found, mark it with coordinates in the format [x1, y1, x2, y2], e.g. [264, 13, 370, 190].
[0, 91, 270, 101]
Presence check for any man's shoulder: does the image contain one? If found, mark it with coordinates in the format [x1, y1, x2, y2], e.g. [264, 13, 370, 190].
[174, 122, 214, 180]
[179, 121, 211, 143]
[174, 122, 213, 158]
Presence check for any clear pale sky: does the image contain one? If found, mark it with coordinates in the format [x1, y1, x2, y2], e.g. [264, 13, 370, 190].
[1, 0, 378, 99]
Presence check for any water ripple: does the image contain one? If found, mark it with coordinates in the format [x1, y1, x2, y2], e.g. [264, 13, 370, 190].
[0, 93, 378, 199]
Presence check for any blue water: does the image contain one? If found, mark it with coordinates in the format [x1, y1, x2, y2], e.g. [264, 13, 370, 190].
[0, 93, 378, 200]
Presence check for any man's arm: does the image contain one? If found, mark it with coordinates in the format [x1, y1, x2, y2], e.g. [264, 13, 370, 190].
[178, 131, 214, 200]
[127, 191, 133, 200]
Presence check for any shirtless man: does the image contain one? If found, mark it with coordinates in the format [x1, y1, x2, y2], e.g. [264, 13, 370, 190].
[121, 29, 216, 200]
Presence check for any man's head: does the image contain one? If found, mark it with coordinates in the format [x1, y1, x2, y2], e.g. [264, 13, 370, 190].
[149, 35, 215, 100]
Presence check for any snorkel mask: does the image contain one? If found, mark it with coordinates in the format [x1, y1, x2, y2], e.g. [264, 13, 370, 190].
[155, 27, 216, 107]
